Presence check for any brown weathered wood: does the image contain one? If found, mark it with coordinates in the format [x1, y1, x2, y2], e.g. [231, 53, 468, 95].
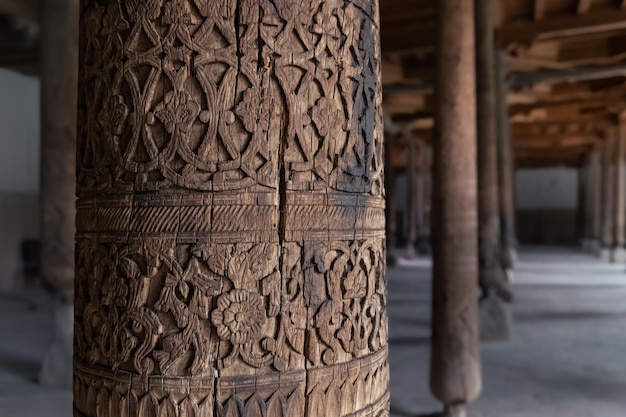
[386, 133, 398, 252]
[601, 132, 616, 258]
[407, 135, 418, 258]
[577, 0, 593, 15]
[534, 0, 547, 21]
[38, 0, 78, 387]
[476, 0, 507, 296]
[614, 118, 626, 257]
[591, 148, 603, 248]
[495, 50, 516, 265]
[431, 0, 482, 410]
[73, 2, 389, 417]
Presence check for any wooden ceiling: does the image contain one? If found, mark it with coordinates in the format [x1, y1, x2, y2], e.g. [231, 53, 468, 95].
[381, 0, 626, 168]
[1, 0, 625, 168]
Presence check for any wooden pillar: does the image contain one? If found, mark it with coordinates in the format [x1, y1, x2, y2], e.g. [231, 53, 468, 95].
[475, 0, 506, 296]
[74, 2, 389, 417]
[613, 119, 626, 262]
[601, 132, 616, 260]
[590, 148, 603, 253]
[386, 133, 398, 261]
[495, 50, 516, 267]
[416, 141, 428, 251]
[406, 135, 418, 258]
[577, 161, 587, 244]
[39, 0, 78, 388]
[431, 0, 481, 414]
[582, 152, 594, 251]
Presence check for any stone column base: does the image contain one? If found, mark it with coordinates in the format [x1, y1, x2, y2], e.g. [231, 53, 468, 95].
[599, 248, 612, 262]
[589, 239, 601, 255]
[612, 247, 626, 263]
[581, 239, 591, 252]
[479, 293, 513, 342]
[39, 299, 73, 389]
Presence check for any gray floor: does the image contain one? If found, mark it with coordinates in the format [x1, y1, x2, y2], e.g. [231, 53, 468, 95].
[1, 246, 625, 417]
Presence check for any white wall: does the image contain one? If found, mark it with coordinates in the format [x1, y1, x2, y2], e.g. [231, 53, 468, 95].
[0, 68, 40, 193]
[516, 167, 578, 210]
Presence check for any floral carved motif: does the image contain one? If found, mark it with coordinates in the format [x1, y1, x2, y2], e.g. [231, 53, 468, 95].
[75, 0, 387, 416]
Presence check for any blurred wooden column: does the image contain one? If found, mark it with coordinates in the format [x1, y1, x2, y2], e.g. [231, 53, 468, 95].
[416, 141, 429, 252]
[600, 131, 616, 261]
[613, 117, 626, 262]
[475, 0, 512, 342]
[475, 0, 507, 298]
[577, 159, 588, 245]
[590, 148, 603, 254]
[431, 0, 482, 415]
[406, 135, 418, 258]
[385, 132, 398, 264]
[495, 50, 516, 268]
[39, 0, 78, 388]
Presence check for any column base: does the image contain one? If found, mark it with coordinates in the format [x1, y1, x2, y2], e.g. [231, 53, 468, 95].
[479, 293, 513, 342]
[589, 239, 601, 255]
[612, 247, 626, 263]
[405, 244, 417, 259]
[39, 299, 73, 389]
[581, 239, 591, 252]
[599, 248, 612, 262]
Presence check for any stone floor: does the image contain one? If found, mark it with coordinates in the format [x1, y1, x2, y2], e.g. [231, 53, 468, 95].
[1, 246, 625, 417]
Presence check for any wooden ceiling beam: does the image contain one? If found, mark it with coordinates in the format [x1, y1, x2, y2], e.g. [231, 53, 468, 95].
[534, 0, 547, 21]
[501, 9, 626, 45]
[577, 0, 593, 15]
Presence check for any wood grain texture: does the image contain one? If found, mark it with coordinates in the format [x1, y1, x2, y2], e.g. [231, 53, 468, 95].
[430, 0, 481, 407]
[74, 1, 388, 416]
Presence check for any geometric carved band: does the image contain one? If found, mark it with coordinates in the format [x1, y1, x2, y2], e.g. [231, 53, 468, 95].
[76, 191, 385, 243]
[74, 348, 388, 417]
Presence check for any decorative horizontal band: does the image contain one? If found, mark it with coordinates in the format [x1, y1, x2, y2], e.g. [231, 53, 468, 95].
[76, 192, 385, 242]
[74, 348, 389, 417]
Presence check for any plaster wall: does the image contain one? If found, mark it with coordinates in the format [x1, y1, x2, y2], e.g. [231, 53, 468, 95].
[516, 167, 579, 245]
[0, 68, 40, 291]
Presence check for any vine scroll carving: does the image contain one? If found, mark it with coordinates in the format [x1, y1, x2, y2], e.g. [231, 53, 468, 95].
[75, 1, 387, 416]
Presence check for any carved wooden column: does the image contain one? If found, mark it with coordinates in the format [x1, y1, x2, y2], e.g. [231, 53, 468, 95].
[601, 132, 616, 260]
[74, 2, 389, 417]
[39, 0, 78, 388]
[406, 135, 418, 258]
[431, 0, 481, 415]
[495, 49, 516, 268]
[475, 0, 507, 298]
[612, 119, 626, 262]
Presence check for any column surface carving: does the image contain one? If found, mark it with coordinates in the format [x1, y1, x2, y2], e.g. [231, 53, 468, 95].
[74, 1, 388, 416]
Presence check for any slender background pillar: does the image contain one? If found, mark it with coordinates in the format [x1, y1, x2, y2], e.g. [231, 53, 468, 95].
[591, 148, 603, 253]
[39, 0, 78, 388]
[475, 0, 507, 297]
[386, 132, 398, 262]
[407, 135, 418, 258]
[74, 2, 388, 416]
[495, 49, 516, 268]
[431, 0, 482, 414]
[613, 118, 626, 262]
[601, 132, 616, 260]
